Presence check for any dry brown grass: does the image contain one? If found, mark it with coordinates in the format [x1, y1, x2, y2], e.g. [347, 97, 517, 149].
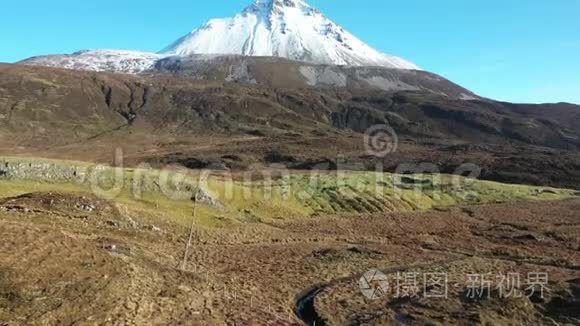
[0, 190, 578, 324]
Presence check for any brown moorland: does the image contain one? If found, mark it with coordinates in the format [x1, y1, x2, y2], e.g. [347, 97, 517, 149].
[0, 192, 578, 324]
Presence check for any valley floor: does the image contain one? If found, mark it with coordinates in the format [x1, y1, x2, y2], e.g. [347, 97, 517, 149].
[0, 191, 578, 325]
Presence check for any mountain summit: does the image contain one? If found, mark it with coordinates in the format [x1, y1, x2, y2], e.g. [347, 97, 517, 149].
[19, 0, 419, 72]
[161, 0, 419, 69]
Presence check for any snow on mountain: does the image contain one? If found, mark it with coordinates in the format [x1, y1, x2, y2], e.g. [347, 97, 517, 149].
[19, 0, 419, 73]
[161, 0, 419, 69]
[20, 50, 162, 74]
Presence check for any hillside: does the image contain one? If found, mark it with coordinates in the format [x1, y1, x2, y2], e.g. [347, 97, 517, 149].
[1, 63, 580, 189]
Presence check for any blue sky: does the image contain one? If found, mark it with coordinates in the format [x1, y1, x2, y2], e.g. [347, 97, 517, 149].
[1, 0, 579, 104]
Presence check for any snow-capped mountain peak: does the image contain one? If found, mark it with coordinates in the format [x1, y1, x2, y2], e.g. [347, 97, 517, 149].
[244, 0, 312, 14]
[160, 0, 419, 69]
[20, 0, 419, 72]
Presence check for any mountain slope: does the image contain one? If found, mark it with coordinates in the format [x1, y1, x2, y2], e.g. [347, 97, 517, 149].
[161, 0, 419, 69]
[153, 55, 474, 98]
[20, 50, 161, 74]
[21, 54, 470, 99]
[1, 64, 580, 189]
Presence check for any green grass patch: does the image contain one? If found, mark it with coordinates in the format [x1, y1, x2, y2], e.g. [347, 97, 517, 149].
[0, 157, 577, 227]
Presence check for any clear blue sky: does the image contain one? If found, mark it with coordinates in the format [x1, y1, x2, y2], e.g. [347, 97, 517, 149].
[2, 0, 579, 104]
